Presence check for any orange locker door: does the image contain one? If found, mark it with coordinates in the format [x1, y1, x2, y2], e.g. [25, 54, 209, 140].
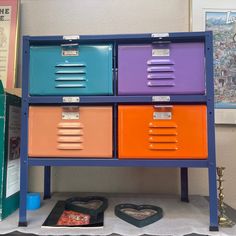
[28, 106, 113, 158]
[118, 105, 207, 159]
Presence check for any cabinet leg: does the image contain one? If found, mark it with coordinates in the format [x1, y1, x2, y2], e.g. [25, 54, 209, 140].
[44, 166, 51, 199]
[18, 160, 28, 227]
[180, 167, 189, 202]
[209, 164, 219, 231]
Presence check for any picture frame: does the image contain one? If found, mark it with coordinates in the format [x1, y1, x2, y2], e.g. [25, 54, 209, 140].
[190, 0, 236, 124]
[0, 0, 19, 89]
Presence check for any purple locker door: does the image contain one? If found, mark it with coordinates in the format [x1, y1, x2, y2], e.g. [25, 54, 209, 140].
[118, 43, 205, 95]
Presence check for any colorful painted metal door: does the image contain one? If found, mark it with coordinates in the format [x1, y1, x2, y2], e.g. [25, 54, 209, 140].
[118, 105, 207, 159]
[118, 43, 205, 95]
[29, 44, 113, 95]
[28, 106, 113, 158]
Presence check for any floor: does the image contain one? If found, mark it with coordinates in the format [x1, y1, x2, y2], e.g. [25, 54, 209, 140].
[1, 193, 236, 236]
[5, 233, 208, 236]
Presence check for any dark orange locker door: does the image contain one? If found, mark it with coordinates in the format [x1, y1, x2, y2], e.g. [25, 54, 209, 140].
[28, 106, 113, 158]
[118, 105, 207, 159]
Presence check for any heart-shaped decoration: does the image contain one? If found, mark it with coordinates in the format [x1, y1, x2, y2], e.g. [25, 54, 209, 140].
[65, 196, 108, 216]
[115, 204, 163, 228]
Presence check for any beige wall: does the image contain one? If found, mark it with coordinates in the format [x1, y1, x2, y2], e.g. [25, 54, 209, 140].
[21, 0, 236, 208]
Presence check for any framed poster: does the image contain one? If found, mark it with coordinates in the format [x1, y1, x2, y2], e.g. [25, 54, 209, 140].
[191, 0, 236, 124]
[0, 0, 19, 89]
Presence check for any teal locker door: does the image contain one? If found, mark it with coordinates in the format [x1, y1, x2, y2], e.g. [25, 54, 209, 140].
[29, 44, 113, 95]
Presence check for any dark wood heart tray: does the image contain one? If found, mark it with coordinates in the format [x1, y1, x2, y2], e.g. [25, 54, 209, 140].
[65, 196, 108, 216]
[115, 203, 163, 228]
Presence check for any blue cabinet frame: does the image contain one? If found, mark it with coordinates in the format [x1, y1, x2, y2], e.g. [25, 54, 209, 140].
[19, 32, 218, 231]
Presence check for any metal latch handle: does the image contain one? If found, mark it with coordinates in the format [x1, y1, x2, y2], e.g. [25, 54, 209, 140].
[153, 105, 173, 109]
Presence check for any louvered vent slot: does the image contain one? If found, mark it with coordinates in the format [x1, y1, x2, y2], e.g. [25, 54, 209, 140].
[148, 121, 178, 151]
[54, 63, 87, 88]
[57, 122, 84, 150]
[146, 59, 175, 87]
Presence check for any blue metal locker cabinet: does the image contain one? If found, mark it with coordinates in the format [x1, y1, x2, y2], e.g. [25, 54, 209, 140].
[29, 44, 113, 95]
